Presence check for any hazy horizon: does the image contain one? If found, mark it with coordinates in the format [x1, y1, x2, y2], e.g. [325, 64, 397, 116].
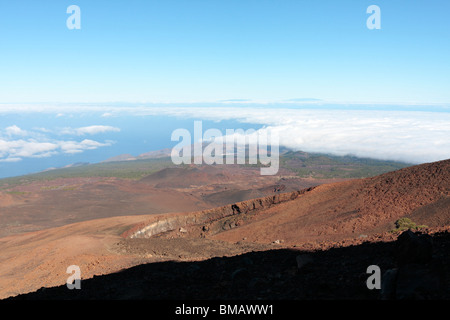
[1, 101, 449, 179]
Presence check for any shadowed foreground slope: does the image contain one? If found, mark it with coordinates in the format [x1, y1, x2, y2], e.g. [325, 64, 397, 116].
[10, 228, 449, 300]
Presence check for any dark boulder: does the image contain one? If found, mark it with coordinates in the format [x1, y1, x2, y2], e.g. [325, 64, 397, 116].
[396, 230, 433, 266]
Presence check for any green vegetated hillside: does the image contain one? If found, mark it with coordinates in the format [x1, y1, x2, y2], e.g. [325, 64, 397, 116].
[0, 158, 175, 189]
[0, 150, 411, 189]
[280, 150, 411, 179]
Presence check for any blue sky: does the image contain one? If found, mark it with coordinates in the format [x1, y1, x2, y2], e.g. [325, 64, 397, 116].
[0, 0, 449, 104]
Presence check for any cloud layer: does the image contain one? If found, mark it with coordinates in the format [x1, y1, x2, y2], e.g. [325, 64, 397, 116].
[0, 125, 118, 163]
[0, 103, 449, 165]
[154, 107, 450, 164]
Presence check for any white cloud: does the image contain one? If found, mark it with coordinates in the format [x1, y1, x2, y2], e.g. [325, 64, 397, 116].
[0, 157, 22, 163]
[0, 137, 114, 162]
[60, 125, 121, 136]
[77, 125, 120, 135]
[0, 123, 119, 163]
[33, 127, 52, 133]
[59, 139, 113, 154]
[13, 140, 59, 158]
[0, 138, 58, 160]
[5, 125, 28, 137]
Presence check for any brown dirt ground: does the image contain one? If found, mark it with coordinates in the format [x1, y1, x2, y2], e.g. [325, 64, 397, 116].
[1, 160, 448, 299]
[0, 166, 339, 238]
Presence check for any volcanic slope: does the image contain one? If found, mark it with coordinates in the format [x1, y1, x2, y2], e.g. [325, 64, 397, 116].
[0, 165, 328, 238]
[1, 159, 448, 299]
[208, 159, 450, 244]
[129, 159, 450, 246]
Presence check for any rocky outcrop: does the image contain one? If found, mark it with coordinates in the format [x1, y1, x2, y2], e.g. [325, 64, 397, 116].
[122, 187, 315, 239]
[396, 230, 433, 266]
[380, 230, 446, 300]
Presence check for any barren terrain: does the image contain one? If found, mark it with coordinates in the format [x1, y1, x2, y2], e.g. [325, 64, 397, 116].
[0, 159, 448, 299]
[0, 165, 336, 238]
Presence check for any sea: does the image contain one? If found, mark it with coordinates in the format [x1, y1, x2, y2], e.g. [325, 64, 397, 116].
[0, 110, 263, 179]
